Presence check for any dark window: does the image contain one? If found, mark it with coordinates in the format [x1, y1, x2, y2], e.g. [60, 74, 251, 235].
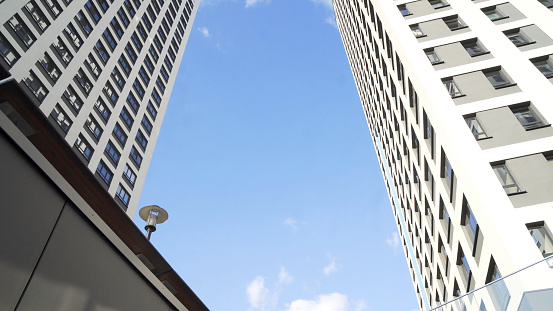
[75, 135, 93, 161]
[124, 0, 136, 17]
[142, 14, 152, 31]
[8, 14, 36, 47]
[97, 0, 110, 13]
[137, 22, 148, 41]
[39, 53, 61, 82]
[25, 1, 50, 32]
[44, 0, 63, 17]
[462, 40, 487, 57]
[130, 33, 142, 51]
[103, 81, 118, 104]
[113, 122, 128, 145]
[120, 107, 134, 128]
[157, 27, 167, 42]
[52, 36, 73, 65]
[156, 77, 166, 94]
[138, 67, 150, 85]
[97, 160, 113, 185]
[164, 56, 173, 71]
[485, 69, 512, 88]
[127, 92, 139, 112]
[118, 8, 130, 27]
[51, 104, 72, 132]
[75, 68, 93, 95]
[532, 58, 553, 78]
[151, 88, 162, 105]
[116, 184, 130, 206]
[23, 71, 48, 102]
[118, 54, 131, 76]
[130, 146, 143, 166]
[160, 65, 169, 82]
[146, 101, 157, 119]
[64, 23, 83, 50]
[95, 97, 111, 121]
[141, 115, 153, 134]
[162, 18, 170, 34]
[149, 46, 159, 62]
[111, 67, 126, 89]
[103, 28, 117, 51]
[63, 85, 83, 112]
[153, 35, 163, 52]
[511, 105, 544, 130]
[0, 33, 20, 66]
[105, 140, 121, 164]
[85, 1, 102, 24]
[133, 79, 145, 98]
[505, 30, 532, 47]
[110, 17, 124, 38]
[136, 130, 148, 149]
[85, 53, 102, 78]
[144, 55, 154, 73]
[75, 11, 93, 37]
[85, 114, 103, 139]
[95, 40, 110, 63]
[125, 43, 137, 63]
[123, 165, 136, 185]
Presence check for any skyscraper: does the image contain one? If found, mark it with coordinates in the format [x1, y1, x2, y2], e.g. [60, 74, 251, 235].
[334, 0, 553, 310]
[0, 0, 198, 216]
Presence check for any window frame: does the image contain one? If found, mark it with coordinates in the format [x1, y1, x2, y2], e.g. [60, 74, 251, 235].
[492, 163, 523, 195]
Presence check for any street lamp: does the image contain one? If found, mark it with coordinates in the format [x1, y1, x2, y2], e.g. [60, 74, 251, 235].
[139, 205, 169, 240]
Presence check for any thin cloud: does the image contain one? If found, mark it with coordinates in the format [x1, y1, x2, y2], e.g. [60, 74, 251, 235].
[323, 255, 337, 275]
[284, 218, 298, 231]
[198, 27, 210, 37]
[245, 0, 271, 8]
[278, 267, 294, 285]
[285, 293, 349, 311]
[246, 277, 277, 311]
[325, 16, 337, 28]
[309, 0, 333, 10]
[385, 232, 400, 249]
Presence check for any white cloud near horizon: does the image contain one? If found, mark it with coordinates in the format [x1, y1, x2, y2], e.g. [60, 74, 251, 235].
[247, 277, 278, 311]
[285, 293, 349, 311]
[245, 0, 270, 8]
[323, 256, 337, 275]
[385, 232, 400, 249]
[278, 267, 294, 285]
[198, 27, 210, 37]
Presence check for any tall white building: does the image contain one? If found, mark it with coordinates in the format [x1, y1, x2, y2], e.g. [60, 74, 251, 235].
[0, 0, 198, 216]
[334, 0, 553, 310]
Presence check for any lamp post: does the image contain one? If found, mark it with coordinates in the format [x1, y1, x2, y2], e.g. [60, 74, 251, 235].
[139, 205, 169, 240]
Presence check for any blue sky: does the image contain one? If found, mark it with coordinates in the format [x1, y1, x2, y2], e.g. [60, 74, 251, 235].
[135, 0, 419, 310]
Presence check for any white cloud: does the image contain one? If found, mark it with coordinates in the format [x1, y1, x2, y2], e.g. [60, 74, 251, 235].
[309, 0, 333, 10]
[245, 0, 270, 8]
[247, 277, 277, 311]
[278, 267, 294, 285]
[323, 256, 337, 275]
[385, 232, 400, 249]
[325, 16, 337, 28]
[198, 27, 210, 37]
[353, 300, 369, 311]
[285, 293, 349, 311]
[284, 218, 298, 231]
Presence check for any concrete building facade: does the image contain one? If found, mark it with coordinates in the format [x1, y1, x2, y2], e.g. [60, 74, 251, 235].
[334, 0, 553, 310]
[0, 0, 198, 216]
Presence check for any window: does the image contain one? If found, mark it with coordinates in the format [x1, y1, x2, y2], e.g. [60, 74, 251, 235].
[85, 115, 102, 140]
[164, 56, 173, 72]
[153, 35, 163, 52]
[138, 67, 150, 85]
[505, 30, 531, 47]
[123, 165, 136, 185]
[462, 201, 477, 244]
[149, 46, 159, 63]
[75, 11, 93, 36]
[136, 130, 148, 149]
[75, 135, 94, 161]
[118, 8, 130, 27]
[25, 1, 50, 32]
[85, 53, 101, 79]
[146, 101, 157, 119]
[511, 105, 544, 130]
[130, 33, 142, 51]
[125, 43, 137, 63]
[118, 55, 131, 76]
[130, 146, 143, 166]
[97, 0, 109, 12]
[44, 0, 63, 17]
[105, 140, 121, 164]
[483, 7, 505, 21]
[441, 150, 454, 198]
[23, 71, 48, 102]
[39, 53, 61, 82]
[485, 70, 512, 88]
[103, 81, 118, 104]
[120, 107, 134, 128]
[425, 49, 442, 65]
[157, 27, 167, 42]
[0, 33, 20, 66]
[50, 104, 72, 132]
[152, 88, 162, 105]
[113, 122, 128, 145]
[142, 13, 152, 31]
[464, 115, 488, 140]
[132, 0, 142, 9]
[8, 14, 36, 48]
[124, 0, 136, 17]
[539, 0, 553, 8]
[103, 29, 117, 51]
[52, 37, 73, 65]
[162, 18, 170, 34]
[116, 184, 130, 206]
[410, 24, 424, 38]
[94, 97, 111, 121]
[94, 40, 110, 63]
[141, 115, 153, 134]
[444, 16, 465, 30]
[462, 40, 486, 57]
[532, 58, 553, 78]
[167, 46, 176, 61]
[457, 246, 471, 281]
[85, 1, 101, 24]
[137, 22, 148, 41]
[133, 79, 145, 99]
[63, 85, 83, 112]
[75, 69, 93, 95]
[443, 78, 462, 98]
[144, 55, 155, 73]
[492, 163, 522, 194]
[96, 160, 113, 185]
[156, 77, 166, 94]
[527, 222, 553, 257]
[127, 93, 139, 112]
[64, 22, 83, 50]
[430, 0, 448, 9]
[108, 67, 124, 90]
[110, 18, 124, 38]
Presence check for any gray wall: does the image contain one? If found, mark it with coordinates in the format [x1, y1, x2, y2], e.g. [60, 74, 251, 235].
[505, 154, 553, 208]
[431, 40, 494, 70]
[451, 70, 521, 105]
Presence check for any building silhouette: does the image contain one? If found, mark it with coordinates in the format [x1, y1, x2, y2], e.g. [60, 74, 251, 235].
[0, 0, 198, 216]
[334, 0, 553, 310]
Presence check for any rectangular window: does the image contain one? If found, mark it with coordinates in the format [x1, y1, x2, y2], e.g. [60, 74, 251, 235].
[124, 0, 136, 17]
[116, 184, 130, 207]
[118, 54, 131, 76]
[123, 165, 136, 185]
[97, 0, 110, 13]
[441, 151, 454, 196]
[527, 222, 553, 257]
[443, 16, 465, 31]
[162, 18, 170, 34]
[23, 71, 48, 102]
[464, 115, 488, 140]
[430, 0, 448, 9]
[539, 0, 553, 8]
[84, 53, 101, 79]
[149, 46, 159, 63]
[462, 200, 477, 244]
[156, 77, 166, 94]
[110, 67, 125, 90]
[157, 27, 167, 42]
[96, 160, 113, 185]
[95, 97, 111, 121]
[127, 92, 139, 112]
[85, 0, 102, 24]
[144, 55, 155, 73]
[110, 17, 124, 38]
[483, 7, 505, 21]
[85, 115, 103, 139]
[160, 65, 169, 82]
[50, 104, 72, 133]
[164, 56, 173, 72]
[125, 43, 137, 63]
[75, 134, 94, 161]
[75, 68, 93, 95]
[25, 1, 50, 32]
[142, 14, 152, 31]
[137, 22, 148, 41]
[457, 246, 471, 281]
[492, 163, 522, 194]
[532, 58, 553, 78]
[52, 37, 73, 65]
[505, 30, 531, 47]
[113, 122, 128, 145]
[138, 67, 150, 85]
[133, 79, 145, 99]
[39, 53, 61, 82]
[151, 88, 162, 105]
[511, 105, 544, 130]
[425, 49, 442, 65]
[63, 85, 83, 112]
[75, 10, 93, 37]
[141, 115, 153, 134]
[410, 24, 424, 38]
[105, 140, 121, 164]
[130, 146, 143, 166]
[136, 130, 148, 149]
[153, 35, 163, 52]
[118, 8, 130, 27]
[131, 33, 142, 51]
[443, 78, 463, 98]
[120, 107, 134, 128]
[103, 81, 118, 104]
[103, 28, 117, 51]
[44, 0, 63, 17]
[146, 101, 157, 119]
[132, 0, 142, 9]
[462, 39, 487, 57]
[484, 69, 512, 88]
[8, 14, 36, 47]
[167, 46, 176, 61]
[0, 33, 20, 66]
[95, 40, 110, 63]
[64, 22, 83, 50]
